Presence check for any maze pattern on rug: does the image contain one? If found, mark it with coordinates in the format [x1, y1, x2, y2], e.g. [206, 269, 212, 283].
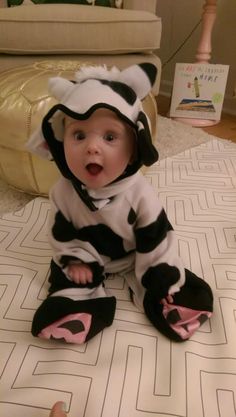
[0, 138, 236, 417]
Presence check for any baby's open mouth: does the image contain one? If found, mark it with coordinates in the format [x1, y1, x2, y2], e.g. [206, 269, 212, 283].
[86, 163, 103, 175]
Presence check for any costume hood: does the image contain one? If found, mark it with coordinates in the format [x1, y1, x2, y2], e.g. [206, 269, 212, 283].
[27, 63, 159, 210]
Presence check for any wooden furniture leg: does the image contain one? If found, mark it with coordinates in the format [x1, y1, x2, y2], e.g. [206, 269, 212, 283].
[195, 0, 217, 64]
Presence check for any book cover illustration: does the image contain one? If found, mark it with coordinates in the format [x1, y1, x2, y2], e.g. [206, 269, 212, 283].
[170, 63, 229, 120]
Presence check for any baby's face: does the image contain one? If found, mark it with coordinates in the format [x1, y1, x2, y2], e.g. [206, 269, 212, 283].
[63, 108, 136, 189]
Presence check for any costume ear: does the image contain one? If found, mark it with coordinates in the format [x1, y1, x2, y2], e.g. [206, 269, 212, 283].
[26, 127, 53, 160]
[136, 111, 159, 166]
[120, 63, 157, 99]
[48, 77, 75, 102]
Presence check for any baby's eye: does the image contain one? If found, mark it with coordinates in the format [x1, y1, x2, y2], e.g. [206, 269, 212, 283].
[104, 132, 117, 142]
[74, 130, 86, 140]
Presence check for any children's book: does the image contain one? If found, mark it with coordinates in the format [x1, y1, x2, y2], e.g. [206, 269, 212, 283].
[170, 63, 229, 120]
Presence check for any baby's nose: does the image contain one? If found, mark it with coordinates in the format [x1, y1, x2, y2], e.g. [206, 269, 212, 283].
[86, 136, 100, 154]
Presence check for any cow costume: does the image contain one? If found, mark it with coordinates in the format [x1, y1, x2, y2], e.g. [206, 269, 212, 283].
[27, 63, 213, 343]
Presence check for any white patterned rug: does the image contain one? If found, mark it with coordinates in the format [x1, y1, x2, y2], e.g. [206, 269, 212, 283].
[0, 138, 236, 417]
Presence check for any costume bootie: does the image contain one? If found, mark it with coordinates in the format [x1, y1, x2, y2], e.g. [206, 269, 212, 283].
[143, 269, 213, 342]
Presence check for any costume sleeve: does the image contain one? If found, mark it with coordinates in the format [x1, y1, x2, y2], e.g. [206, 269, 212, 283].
[48, 183, 105, 284]
[133, 177, 185, 301]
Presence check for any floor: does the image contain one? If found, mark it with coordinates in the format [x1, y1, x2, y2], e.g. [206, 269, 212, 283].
[156, 95, 236, 143]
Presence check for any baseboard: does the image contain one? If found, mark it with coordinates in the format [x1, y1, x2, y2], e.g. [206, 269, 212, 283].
[222, 97, 236, 116]
[160, 80, 236, 116]
[159, 80, 173, 98]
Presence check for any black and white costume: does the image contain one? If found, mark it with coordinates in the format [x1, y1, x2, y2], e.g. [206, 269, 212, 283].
[28, 63, 213, 343]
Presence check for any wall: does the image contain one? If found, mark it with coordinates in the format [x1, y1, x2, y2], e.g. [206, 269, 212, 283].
[156, 0, 236, 115]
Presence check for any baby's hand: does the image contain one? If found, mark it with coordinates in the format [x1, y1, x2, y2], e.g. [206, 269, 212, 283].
[67, 263, 93, 285]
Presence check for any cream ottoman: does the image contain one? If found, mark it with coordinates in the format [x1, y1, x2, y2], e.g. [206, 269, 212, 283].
[0, 60, 158, 195]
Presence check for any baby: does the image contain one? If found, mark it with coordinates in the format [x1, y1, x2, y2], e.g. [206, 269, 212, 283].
[28, 63, 213, 344]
